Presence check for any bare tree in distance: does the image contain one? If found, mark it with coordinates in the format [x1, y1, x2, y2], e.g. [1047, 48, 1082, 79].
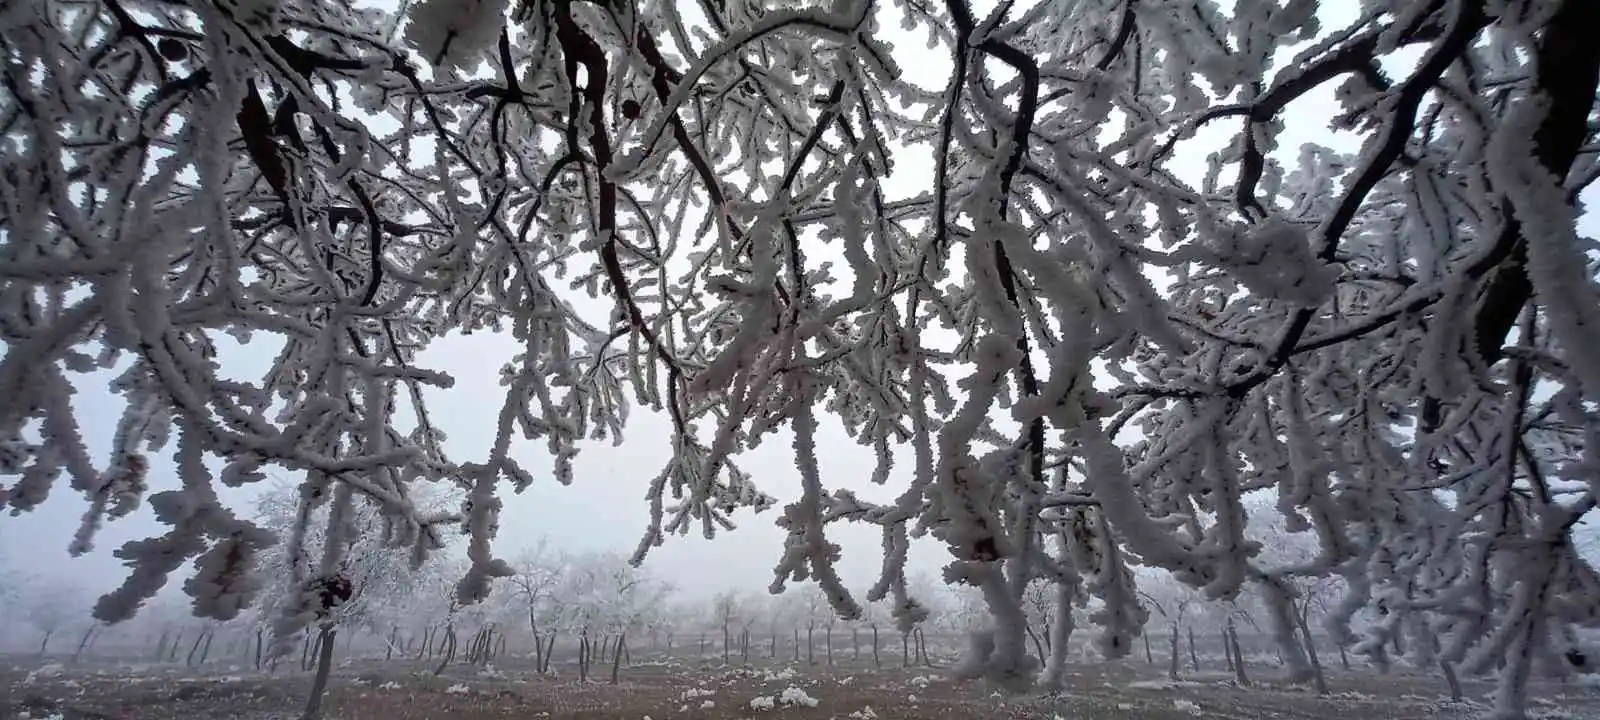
[4, 1, 1599, 716]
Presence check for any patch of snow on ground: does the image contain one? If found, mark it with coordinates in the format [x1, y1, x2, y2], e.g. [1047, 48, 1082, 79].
[749, 695, 776, 711]
[848, 706, 877, 719]
[682, 687, 715, 700]
[699, 699, 715, 709]
[761, 667, 797, 682]
[1128, 679, 1198, 690]
[909, 674, 937, 687]
[378, 681, 401, 690]
[444, 683, 470, 695]
[24, 664, 65, 683]
[778, 685, 819, 708]
[1174, 699, 1202, 714]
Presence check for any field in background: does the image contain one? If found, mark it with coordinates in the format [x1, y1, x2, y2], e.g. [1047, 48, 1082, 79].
[4, 651, 1599, 720]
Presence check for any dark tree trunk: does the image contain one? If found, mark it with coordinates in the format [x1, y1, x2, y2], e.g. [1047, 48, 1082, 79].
[1294, 609, 1328, 695]
[1026, 623, 1047, 666]
[301, 626, 338, 720]
[71, 626, 96, 664]
[1168, 626, 1181, 680]
[1228, 624, 1250, 687]
[1188, 627, 1199, 672]
[610, 632, 626, 684]
[433, 626, 457, 677]
[872, 625, 881, 668]
[1441, 660, 1463, 702]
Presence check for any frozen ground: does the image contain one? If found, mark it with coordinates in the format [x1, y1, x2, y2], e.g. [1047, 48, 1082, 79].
[3, 656, 1597, 720]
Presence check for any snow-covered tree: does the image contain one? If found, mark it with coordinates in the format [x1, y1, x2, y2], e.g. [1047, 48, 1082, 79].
[5, 1, 1599, 716]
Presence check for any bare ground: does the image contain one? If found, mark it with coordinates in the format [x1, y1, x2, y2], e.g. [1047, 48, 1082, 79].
[3, 655, 1597, 720]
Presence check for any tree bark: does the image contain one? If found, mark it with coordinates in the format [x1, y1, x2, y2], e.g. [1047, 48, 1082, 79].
[433, 626, 457, 677]
[872, 625, 881, 668]
[1188, 627, 1199, 672]
[1228, 624, 1251, 687]
[1441, 660, 1464, 702]
[36, 630, 53, 657]
[1026, 622, 1047, 666]
[1168, 626, 1182, 681]
[610, 632, 626, 684]
[71, 626, 96, 664]
[301, 626, 338, 720]
[1294, 608, 1328, 695]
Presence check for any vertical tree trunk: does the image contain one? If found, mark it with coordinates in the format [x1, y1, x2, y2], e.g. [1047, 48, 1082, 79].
[1440, 660, 1464, 702]
[35, 630, 53, 657]
[199, 631, 215, 665]
[1188, 627, 1199, 672]
[1228, 624, 1251, 687]
[71, 626, 96, 664]
[432, 626, 457, 677]
[1025, 623, 1047, 666]
[301, 626, 338, 720]
[852, 627, 860, 660]
[255, 629, 265, 671]
[542, 633, 557, 674]
[1142, 631, 1153, 664]
[807, 625, 815, 665]
[770, 633, 777, 659]
[1223, 631, 1234, 672]
[1337, 641, 1351, 670]
[826, 627, 833, 666]
[610, 632, 626, 684]
[872, 626, 881, 668]
[169, 633, 183, 663]
[1294, 609, 1328, 695]
[582, 630, 595, 681]
[916, 629, 931, 667]
[1168, 626, 1182, 680]
[792, 628, 800, 662]
[901, 632, 909, 667]
[154, 631, 170, 663]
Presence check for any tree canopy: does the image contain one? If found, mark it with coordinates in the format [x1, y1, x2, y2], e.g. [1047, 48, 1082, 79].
[2, 0, 1598, 716]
